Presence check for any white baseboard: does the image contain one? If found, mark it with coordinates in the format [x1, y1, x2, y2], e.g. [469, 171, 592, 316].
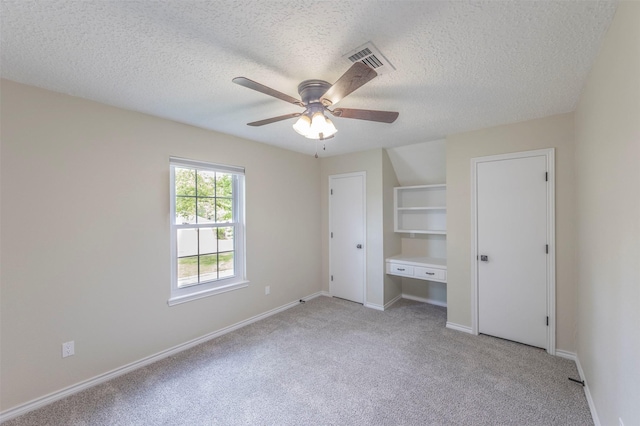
[575, 354, 600, 426]
[401, 293, 447, 307]
[364, 302, 385, 311]
[384, 294, 403, 309]
[322, 291, 386, 311]
[0, 292, 322, 423]
[445, 321, 474, 334]
[301, 291, 329, 301]
[555, 349, 577, 361]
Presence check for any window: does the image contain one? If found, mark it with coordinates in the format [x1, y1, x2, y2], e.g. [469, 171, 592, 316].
[168, 157, 247, 305]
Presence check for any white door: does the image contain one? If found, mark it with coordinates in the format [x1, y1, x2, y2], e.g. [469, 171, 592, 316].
[329, 173, 365, 303]
[477, 154, 549, 348]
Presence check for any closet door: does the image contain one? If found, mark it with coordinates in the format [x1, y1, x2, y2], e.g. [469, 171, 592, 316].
[329, 172, 366, 304]
[476, 153, 550, 349]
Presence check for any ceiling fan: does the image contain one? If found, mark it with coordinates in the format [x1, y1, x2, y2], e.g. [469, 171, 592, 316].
[232, 62, 399, 141]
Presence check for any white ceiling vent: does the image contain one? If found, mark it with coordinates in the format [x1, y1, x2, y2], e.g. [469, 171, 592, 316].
[343, 42, 395, 75]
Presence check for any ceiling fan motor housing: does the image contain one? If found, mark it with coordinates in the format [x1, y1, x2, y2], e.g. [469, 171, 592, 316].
[298, 80, 332, 109]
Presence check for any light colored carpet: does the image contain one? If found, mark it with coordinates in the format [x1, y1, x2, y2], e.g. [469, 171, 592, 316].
[5, 296, 592, 425]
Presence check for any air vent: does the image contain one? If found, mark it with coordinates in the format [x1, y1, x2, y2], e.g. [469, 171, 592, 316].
[343, 42, 395, 75]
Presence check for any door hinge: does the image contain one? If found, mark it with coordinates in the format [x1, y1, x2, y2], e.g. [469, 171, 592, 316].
[546, 244, 549, 254]
[331, 275, 333, 281]
[331, 232, 333, 238]
[546, 316, 549, 326]
[330, 189, 333, 195]
[545, 172, 548, 181]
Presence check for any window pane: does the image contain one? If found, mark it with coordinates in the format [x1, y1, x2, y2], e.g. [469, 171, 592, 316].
[199, 254, 218, 282]
[197, 170, 216, 197]
[217, 227, 234, 252]
[175, 196, 196, 223]
[216, 198, 233, 223]
[219, 251, 234, 278]
[175, 168, 196, 196]
[197, 198, 216, 223]
[199, 227, 218, 255]
[216, 173, 233, 197]
[177, 256, 198, 287]
[177, 228, 198, 257]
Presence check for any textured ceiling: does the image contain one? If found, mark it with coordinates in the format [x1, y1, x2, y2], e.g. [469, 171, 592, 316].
[0, 1, 617, 157]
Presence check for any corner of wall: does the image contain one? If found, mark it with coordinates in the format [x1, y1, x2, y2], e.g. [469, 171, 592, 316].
[382, 149, 402, 304]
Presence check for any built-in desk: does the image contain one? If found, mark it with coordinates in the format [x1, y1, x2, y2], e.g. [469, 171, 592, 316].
[385, 255, 447, 283]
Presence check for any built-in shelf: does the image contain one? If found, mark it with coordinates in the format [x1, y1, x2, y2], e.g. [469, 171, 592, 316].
[397, 206, 446, 211]
[394, 184, 446, 234]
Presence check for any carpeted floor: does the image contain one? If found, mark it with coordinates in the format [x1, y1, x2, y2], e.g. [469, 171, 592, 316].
[5, 296, 592, 425]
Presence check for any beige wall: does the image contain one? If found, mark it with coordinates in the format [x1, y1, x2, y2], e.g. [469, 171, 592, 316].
[446, 113, 577, 352]
[381, 149, 402, 305]
[0, 80, 322, 411]
[574, 2, 640, 424]
[386, 139, 446, 187]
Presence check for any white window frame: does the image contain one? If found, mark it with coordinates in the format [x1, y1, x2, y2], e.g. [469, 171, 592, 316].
[168, 157, 248, 306]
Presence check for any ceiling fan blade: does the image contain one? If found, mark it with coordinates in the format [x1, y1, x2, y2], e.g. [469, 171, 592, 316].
[247, 113, 302, 127]
[320, 62, 378, 106]
[330, 108, 399, 123]
[233, 77, 304, 107]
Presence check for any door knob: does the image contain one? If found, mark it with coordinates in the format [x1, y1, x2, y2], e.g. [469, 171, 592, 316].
[480, 255, 488, 262]
[356, 244, 363, 249]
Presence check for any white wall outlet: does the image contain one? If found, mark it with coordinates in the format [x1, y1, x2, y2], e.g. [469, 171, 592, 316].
[62, 341, 75, 358]
[265, 286, 270, 295]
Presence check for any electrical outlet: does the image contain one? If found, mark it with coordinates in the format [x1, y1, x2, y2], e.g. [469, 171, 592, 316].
[265, 286, 270, 295]
[62, 341, 74, 358]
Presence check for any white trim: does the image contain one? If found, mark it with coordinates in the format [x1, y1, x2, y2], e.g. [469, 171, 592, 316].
[169, 161, 247, 304]
[470, 148, 556, 354]
[0, 292, 322, 423]
[555, 349, 577, 361]
[445, 322, 474, 334]
[384, 294, 403, 309]
[401, 293, 447, 307]
[167, 280, 249, 306]
[364, 302, 384, 311]
[169, 156, 244, 174]
[301, 291, 329, 301]
[575, 355, 600, 426]
[328, 171, 367, 305]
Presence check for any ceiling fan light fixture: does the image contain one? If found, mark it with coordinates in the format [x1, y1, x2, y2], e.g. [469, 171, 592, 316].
[234, 62, 397, 146]
[292, 111, 337, 140]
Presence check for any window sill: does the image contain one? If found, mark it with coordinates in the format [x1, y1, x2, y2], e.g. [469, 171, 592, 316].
[167, 280, 250, 306]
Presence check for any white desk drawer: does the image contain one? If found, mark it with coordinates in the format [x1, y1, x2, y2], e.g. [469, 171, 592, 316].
[388, 263, 414, 276]
[415, 266, 446, 281]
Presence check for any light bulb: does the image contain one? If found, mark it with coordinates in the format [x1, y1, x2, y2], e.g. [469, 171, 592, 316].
[322, 117, 338, 138]
[292, 115, 311, 136]
[309, 112, 326, 137]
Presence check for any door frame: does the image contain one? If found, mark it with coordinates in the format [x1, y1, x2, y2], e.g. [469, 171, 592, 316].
[328, 171, 367, 303]
[470, 148, 556, 355]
